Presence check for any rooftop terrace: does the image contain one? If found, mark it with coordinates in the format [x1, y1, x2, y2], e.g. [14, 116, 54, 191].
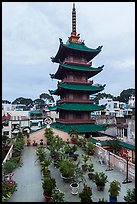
[7, 128, 135, 202]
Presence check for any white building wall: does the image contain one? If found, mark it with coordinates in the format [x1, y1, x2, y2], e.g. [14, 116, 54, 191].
[128, 96, 135, 108]
[2, 104, 16, 111]
[2, 110, 30, 138]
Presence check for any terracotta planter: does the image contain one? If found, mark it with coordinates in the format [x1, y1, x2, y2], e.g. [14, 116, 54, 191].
[43, 193, 53, 202]
[88, 173, 93, 180]
[33, 142, 37, 146]
[73, 155, 78, 161]
[82, 164, 88, 172]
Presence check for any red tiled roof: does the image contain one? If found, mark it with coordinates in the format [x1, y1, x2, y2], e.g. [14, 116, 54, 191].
[2, 113, 11, 121]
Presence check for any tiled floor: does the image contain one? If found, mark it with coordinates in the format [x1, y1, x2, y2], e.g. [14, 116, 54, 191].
[8, 128, 135, 202]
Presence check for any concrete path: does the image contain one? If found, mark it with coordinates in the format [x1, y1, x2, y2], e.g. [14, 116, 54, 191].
[8, 146, 45, 202]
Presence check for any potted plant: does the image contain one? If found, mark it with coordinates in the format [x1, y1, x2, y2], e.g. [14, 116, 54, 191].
[87, 163, 94, 180]
[40, 159, 51, 176]
[40, 139, 43, 145]
[81, 154, 90, 171]
[36, 147, 45, 162]
[76, 137, 86, 147]
[59, 159, 75, 182]
[79, 183, 92, 202]
[42, 176, 56, 201]
[68, 145, 77, 157]
[85, 141, 95, 155]
[44, 128, 54, 145]
[92, 172, 108, 191]
[32, 140, 37, 146]
[70, 161, 85, 195]
[68, 128, 79, 144]
[124, 188, 135, 202]
[108, 180, 121, 202]
[51, 188, 65, 202]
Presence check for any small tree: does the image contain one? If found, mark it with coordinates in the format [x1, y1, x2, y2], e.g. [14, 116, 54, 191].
[81, 154, 90, 171]
[79, 185, 92, 202]
[93, 172, 108, 191]
[52, 188, 65, 202]
[108, 180, 121, 199]
[124, 188, 135, 202]
[68, 129, 79, 143]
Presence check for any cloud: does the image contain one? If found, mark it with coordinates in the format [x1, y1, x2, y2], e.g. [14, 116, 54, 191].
[2, 2, 135, 101]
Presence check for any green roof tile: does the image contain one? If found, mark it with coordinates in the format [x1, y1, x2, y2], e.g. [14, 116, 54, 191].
[50, 122, 107, 133]
[49, 83, 105, 95]
[60, 63, 103, 72]
[51, 39, 102, 63]
[64, 41, 102, 52]
[49, 103, 106, 111]
[91, 138, 135, 151]
[59, 82, 105, 91]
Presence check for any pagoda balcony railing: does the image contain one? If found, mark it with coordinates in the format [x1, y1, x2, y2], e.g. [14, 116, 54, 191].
[57, 99, 94, 104]
[56, 118, 96, 124]
[63, 59, 91, 66]
[62, 79, 93, 84]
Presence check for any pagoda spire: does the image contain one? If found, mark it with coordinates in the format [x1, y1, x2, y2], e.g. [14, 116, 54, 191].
[72, 3, 76, 33]
[69, 3, 80, 43]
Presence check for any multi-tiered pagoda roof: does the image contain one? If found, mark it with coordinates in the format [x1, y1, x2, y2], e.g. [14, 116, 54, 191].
[49, 3, 107, 135]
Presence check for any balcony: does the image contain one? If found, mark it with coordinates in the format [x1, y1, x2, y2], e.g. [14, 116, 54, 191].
[63, 59, 90, 66]
[62, 79, 93, 84]
[56, 118, 96, 124]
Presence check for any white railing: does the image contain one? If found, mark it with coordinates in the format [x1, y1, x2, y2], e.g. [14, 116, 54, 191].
[2, 145, 14, 165]
[94, 144, 135, 180]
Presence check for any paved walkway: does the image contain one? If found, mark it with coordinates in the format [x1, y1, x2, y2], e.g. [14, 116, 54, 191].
[8, 128, 135, 202]
[8, 146, 45, 202]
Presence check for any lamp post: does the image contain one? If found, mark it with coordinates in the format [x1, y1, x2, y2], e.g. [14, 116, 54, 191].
[105, 150, 113, 171]
[122, 153, 132, 184]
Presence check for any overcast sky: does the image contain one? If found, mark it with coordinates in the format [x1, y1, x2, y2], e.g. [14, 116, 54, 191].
[2, 2, 135, 102]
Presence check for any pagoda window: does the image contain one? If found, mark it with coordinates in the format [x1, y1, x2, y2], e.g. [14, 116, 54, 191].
[75, 113, 82, 119]
[69, 112, 73, 120]
[82, 75, 87, 82]
[69, 74, 73, 81]
[69, 93, 74, 100]
[75, 93, 82, 99]
[82, 94, 88, 100]
[74, 75, 80, 82]
[81, 57, 86, 63]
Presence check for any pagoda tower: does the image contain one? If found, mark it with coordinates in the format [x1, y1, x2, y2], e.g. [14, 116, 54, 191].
[49, 3, 107, 135]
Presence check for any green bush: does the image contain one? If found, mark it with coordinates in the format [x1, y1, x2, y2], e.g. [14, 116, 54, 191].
[79, 186, 92, 202]
[42, 176, 56, 196]
[124, 188, 135, 202]
[108, 180, 121, 198]
[2, 179, 17, 202]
